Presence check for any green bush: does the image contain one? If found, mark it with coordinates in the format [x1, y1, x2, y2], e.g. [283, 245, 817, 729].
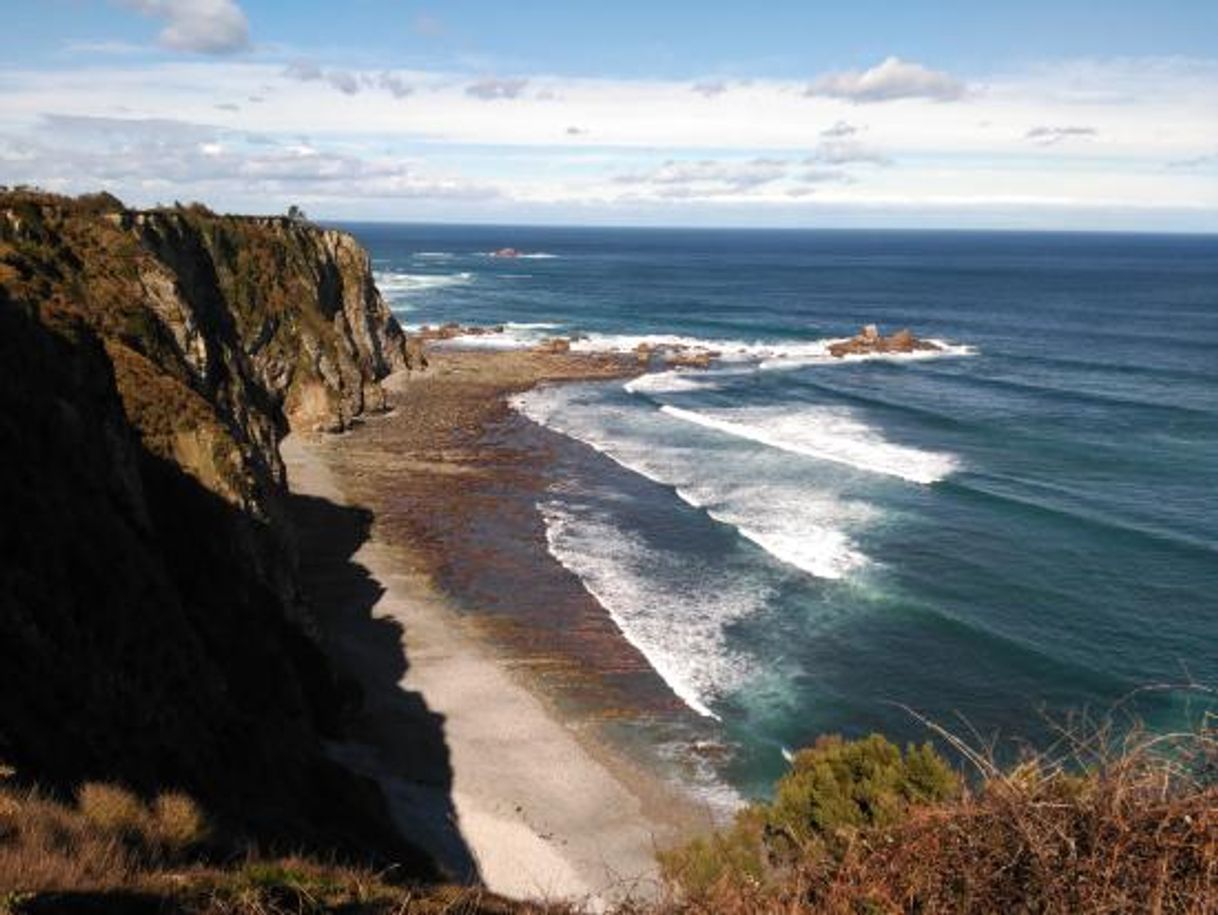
[771, 734, 959, 846]
[661, 734, 959, 894]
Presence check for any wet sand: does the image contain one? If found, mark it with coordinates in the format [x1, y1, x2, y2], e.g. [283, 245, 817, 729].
[283, 349, 710, 905]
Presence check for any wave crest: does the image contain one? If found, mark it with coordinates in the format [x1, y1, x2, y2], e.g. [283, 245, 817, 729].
[660, 404, 958, 484]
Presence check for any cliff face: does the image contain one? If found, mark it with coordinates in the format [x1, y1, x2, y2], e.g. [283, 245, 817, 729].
[0, 191, 424, 868]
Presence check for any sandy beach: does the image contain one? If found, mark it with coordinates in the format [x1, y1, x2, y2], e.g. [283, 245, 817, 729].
[282, 349, 706, 905]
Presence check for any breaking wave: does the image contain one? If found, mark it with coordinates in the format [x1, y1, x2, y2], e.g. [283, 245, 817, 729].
[660, 405, 959, 485]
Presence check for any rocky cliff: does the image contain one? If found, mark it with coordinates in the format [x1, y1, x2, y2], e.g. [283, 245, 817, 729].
[0, 190, 425, 868]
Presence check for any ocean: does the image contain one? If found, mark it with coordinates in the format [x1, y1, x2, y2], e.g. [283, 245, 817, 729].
[340, 222, 1218, 800]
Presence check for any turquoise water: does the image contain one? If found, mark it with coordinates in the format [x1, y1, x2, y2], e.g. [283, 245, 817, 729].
[342, 223, 1218, 797]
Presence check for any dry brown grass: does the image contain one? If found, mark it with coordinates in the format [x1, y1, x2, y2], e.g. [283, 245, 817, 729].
[0, 778, 571, 913]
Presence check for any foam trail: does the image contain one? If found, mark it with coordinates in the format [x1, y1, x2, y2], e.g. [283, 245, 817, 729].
[541, 502, 767, 719]
[661, 404, 958, 484]
[758, 339, 977, 372]
[479, 251, 559, 259]
[623, 370, 723, 395]
[374, 270, 472, 296]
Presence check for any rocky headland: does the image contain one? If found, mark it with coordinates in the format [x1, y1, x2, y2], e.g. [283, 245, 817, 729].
[0, 190, 425, 865]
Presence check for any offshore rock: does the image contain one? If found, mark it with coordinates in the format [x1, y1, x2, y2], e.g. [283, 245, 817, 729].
[828, 324, 941, 358]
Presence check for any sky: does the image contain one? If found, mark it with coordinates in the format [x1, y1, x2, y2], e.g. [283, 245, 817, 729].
[1, 0, 1216, 230]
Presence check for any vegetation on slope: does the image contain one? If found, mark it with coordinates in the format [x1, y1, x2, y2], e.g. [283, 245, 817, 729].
[655, 718, 1218, 913]
[0, 772, 541, 915]
[6, 720, 1214, 913]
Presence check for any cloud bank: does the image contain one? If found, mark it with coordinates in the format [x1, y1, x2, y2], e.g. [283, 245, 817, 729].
[2, 54, 1215, 227]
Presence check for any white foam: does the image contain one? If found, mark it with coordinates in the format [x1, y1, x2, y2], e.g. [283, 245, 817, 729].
[513, 386, 874, 581]
[479, 251, 559, 259]
[623, 370, 720, 395]
[568, 332, 823, 362]
[374, 270, 472, 296]
[413, 321, 569, 351]
[759, 338, 977, 372]
[728, 516, 867, 580]
[567, 333, 976, 370]
[541, 502, 767, 719]
[660, 404, 958, 484]
[413, 251, 454, 259]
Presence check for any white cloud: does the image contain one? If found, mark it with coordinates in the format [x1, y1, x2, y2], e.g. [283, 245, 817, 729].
[798, 168, 851, 184]
[692, 80, 728, 98]
[120, 0, 249, 55]
[466, 77, 529, 100]
[806, 57, 965, 103]
[283, 60, 323, 81]
[282, 62, 414, 100]
[1167, 152, 1218, 169]
[807, 139, 890, 165]
[326, 70, 360, 95]
[612, 158, 790, 198]
[378, 72, 413, 99]
[822, 120, 860, 138]
[1025, 125, 1098, 145]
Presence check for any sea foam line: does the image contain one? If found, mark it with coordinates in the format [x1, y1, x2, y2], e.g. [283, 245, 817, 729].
[540, 501, 763, 720]
[660, 404, 958, 484]
[374, 270, 473, 294]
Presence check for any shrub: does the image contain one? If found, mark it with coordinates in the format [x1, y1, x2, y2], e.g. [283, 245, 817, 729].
[771, 734, 959, 847]
[76, 783, 148, 836]
[151, 791, 209, 851]
[660, 735, 958, 895]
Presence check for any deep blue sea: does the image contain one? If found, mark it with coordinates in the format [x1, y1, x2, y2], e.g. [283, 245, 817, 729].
[339, 223, 1218, 799]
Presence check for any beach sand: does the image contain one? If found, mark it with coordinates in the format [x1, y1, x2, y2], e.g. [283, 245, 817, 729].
[282, 349, 707, 905]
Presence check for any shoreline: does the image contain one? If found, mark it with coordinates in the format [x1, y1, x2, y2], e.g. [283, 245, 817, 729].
[283, 349, 713, 904]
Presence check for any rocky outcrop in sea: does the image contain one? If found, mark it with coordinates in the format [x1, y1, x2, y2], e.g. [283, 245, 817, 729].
[828, 324, 941, 358]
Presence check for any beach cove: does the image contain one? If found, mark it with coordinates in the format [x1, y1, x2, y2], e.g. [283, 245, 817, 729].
[282, 349, 716, 904]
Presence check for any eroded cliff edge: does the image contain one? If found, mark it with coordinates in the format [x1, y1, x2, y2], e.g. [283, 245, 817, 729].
[0, 190, 425, 867]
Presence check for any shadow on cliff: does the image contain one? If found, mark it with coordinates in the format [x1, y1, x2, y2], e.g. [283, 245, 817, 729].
[0, 299, 436, 878]
[287, 490, 481, 883]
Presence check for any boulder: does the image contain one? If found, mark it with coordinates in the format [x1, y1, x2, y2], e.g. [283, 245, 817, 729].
[535, 336, 571, 354]
[664, 351, 715, 369]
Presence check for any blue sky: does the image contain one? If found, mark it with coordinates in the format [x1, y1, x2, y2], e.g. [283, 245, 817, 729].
[2, 1, 1216, 229]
